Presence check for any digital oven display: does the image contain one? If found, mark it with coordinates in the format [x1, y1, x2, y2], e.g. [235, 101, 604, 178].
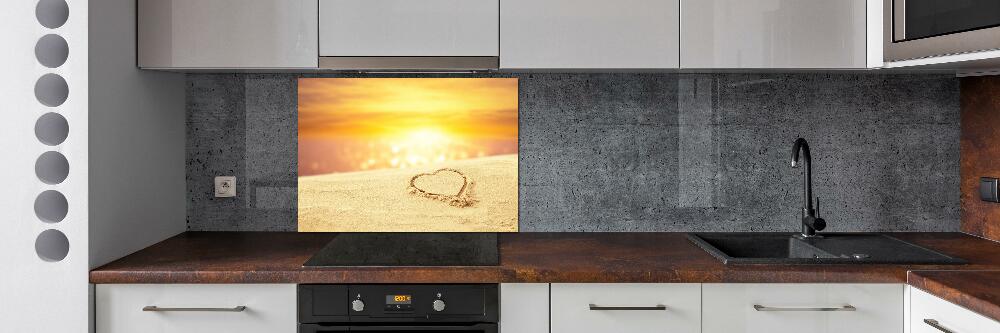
[386, 295, 412, 305]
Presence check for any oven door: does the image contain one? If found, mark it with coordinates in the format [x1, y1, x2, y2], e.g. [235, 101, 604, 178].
[300, 323, 498, 333]
[885, 0, 1000, 61]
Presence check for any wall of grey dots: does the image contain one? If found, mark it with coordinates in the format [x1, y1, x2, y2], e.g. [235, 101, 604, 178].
[186, 73, 960, 232]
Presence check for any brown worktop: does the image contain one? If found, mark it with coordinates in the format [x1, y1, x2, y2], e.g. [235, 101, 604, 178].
[89, 232, 506, 284]
[91, 232, 1000, 285]
[908, 270, 1000, 322]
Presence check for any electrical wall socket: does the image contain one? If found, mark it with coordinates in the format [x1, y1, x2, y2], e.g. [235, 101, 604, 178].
[215, 176, 236, 198]
[981, 177, 999, 202]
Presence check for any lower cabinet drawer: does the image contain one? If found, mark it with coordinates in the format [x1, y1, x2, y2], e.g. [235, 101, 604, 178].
[96, 284, 297, 333]
[550, 283, 701, 333]
[910, 287, 1000, 333]
[702, 283, 903, 333]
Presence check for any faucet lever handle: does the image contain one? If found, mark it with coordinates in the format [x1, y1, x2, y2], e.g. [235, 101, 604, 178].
[815, 196, 820, 218]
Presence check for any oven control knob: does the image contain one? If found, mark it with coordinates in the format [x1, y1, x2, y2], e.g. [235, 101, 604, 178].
[351, 299, 365, 312]
[432, 299, 446, 312]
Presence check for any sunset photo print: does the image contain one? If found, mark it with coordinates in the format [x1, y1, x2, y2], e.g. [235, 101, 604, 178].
[297, 78, 518, 232]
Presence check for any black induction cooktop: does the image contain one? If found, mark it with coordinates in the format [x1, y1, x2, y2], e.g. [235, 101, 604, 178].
[303, 233, 499, 267]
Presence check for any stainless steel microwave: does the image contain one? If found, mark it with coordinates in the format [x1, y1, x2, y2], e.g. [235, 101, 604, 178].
[884, 0, 1000, 62]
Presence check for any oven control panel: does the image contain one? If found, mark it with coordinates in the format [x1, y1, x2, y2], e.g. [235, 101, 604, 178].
[385, 294, 414, 312]
[298, 284, 498, 323]
[350, 285, 475, 318]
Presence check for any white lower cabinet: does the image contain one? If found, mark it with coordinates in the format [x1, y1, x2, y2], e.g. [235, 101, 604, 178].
[95, 282, 999, 333]
[500, 283, 549, 333]
[96, 284, 297, 333]
[702, 283, 903, 333]
[551, 283, 701, 333]
[910, 287, 1000, 333]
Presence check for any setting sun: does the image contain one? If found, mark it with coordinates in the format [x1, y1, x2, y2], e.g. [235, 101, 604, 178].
[298, 78, 518, 176]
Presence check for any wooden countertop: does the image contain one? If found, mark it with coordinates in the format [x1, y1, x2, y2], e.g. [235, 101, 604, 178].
[91, 232, 1000, 284]
[90, 231, 1000, 321]
[908, 270, 1000, 322]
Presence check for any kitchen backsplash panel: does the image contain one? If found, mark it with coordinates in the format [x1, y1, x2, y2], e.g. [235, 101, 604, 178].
[186, 73, 960, 232]
[960, 76, 1000, 242]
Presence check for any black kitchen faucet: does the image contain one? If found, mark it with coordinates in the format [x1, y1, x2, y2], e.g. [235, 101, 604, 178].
[791, 138, 826, 238]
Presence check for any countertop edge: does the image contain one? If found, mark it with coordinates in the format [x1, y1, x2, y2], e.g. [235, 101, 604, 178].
[907, 270, 1000, 323]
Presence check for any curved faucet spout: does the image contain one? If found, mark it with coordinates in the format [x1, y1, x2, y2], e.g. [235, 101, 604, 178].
[791, 138, 824, 237]
[791, 138, 810, 168]
[791, 138, 813, 211]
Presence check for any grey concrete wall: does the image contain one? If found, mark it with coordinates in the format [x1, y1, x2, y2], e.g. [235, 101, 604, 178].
[186, 73, 960, 232]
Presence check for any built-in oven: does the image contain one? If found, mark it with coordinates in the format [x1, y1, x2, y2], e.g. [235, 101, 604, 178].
[298, 284, 498, 333]
[884, 0, 1000, 61]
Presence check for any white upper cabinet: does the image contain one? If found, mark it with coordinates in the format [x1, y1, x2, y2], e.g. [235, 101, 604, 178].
[138, 0, 319, 69]
[132, 0, 884, 70]
[500, 0, 680, 69]
[319, 0, 500, 57]
[680, 0, 871, 69]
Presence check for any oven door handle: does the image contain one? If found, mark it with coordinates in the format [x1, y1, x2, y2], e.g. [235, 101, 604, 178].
[300, 326, 349, 332]
[348, 323, 497, 331]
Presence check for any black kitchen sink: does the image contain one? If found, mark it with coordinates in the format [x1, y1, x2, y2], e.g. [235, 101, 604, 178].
[687, 233, 966, 265]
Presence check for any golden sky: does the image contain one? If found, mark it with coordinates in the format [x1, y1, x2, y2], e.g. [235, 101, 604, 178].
[299, 78, 518, 139]
[298, 78, 518, 175]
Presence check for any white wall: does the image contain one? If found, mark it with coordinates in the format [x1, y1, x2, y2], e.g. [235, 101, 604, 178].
[88, 0, 186, 270]
[0, 0, 184, 330]
[0, 0, 90, 330]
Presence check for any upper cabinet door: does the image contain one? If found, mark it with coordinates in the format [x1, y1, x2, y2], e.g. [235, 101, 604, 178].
[681, 0, 868, 68]
[138, 0, 319, 69]
[501, 0, 680, 69]
[319, 0, 500, 57]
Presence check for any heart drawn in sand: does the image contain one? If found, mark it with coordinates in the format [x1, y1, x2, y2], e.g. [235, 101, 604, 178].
[410, 168, 467, 197]
[407, 168, 476, 207]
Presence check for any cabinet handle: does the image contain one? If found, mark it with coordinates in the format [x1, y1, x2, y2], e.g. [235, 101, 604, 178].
[753, 304, 856, 312]
[142, 306, 247, 312]
[923, 319, 955, 333]
[589, 304, 667, 311]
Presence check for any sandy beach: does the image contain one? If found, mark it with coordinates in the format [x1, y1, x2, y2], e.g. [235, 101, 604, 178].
[298, 154, 518, 232]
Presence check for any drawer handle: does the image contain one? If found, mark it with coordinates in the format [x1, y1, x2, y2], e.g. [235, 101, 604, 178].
[753, 304, 856, 312]
[142, 306, 247, 312]
[589, 304, 667, 311]
[923, 319, 955, 333]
